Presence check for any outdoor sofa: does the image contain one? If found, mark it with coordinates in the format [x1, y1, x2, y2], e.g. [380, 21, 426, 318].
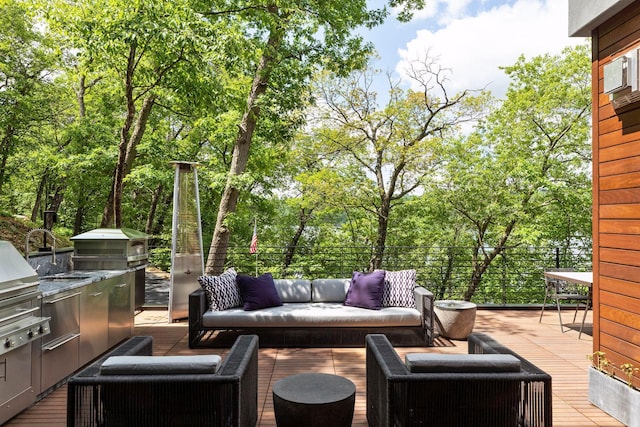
[366, 332, 552, 427]
[67, 334, 259, 427]
[189, 269, 435, 347]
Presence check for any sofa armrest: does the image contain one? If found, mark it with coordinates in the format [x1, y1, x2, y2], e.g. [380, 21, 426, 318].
[189, 288, 208, 348]
[414, 286, 435, 345]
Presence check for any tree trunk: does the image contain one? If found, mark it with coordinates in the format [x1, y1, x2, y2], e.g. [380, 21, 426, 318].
[283, 208, 313, 271]
[101, 94, 156, 228]
[31, 171, 48, 223]
[145, 183, 164, 234]
[205, 15, 284, 275]
[0, 123, 16, 194]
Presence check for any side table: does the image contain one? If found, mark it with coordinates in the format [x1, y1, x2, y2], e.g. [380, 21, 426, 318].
[434, 300, 477, 339]
[272, 372, 355, 427]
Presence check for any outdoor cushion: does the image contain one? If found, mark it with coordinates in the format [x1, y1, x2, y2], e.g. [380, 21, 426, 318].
[201, 303, 422, 328]
[311, 278, 351, 302]
[198, 268, 241, 311]
[274, 279, 312, 303]
[344, 271, 386, 310]
[404, 353, 521, 373]
[237, 272, 283, 311]
[100, 355, 221, 375]
[382, 269, 417, 308]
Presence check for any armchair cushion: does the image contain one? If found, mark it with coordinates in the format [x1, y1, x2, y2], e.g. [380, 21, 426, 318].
[100, 355, 221, 375]
[404, 353, 521, 373]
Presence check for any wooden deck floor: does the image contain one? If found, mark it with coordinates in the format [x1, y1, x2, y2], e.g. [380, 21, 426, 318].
[6, 308, 624, 427]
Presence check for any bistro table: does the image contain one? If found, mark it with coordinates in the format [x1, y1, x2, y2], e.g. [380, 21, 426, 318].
[543, 270, 593, 286]
[542, 270, 593, 338]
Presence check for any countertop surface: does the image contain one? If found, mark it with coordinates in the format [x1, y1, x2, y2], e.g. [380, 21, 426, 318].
[38, 268, 138, 297]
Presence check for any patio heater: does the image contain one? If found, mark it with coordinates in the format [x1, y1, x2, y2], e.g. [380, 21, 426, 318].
[169, 161, 204, 322]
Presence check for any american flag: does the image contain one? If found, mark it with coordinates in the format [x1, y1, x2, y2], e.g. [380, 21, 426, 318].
[250, 222, 258, 254]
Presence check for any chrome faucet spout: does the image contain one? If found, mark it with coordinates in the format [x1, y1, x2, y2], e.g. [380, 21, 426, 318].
[25, 228, 57, 265]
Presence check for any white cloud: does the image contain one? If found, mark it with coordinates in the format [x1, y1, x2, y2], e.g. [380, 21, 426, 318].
[396, 0, 588, 98]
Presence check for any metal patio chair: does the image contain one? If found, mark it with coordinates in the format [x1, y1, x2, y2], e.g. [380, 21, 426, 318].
[539, 268, 591, 337]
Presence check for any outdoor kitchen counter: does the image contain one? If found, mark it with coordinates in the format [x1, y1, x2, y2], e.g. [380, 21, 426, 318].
[38, 268, 141, 296]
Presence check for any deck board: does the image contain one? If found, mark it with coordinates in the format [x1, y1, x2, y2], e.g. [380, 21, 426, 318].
[5, 308, 624, 426]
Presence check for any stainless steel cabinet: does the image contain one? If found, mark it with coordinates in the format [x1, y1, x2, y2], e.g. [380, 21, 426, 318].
[79, 280, 109, 366]
[40, 272, 135, 395]
[41, 290, 81, 392]
[108, 272, 133, 347]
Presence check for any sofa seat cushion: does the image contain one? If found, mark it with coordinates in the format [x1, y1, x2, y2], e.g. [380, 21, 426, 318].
[202, 303, 422, 328]
[404, 353, 521, 373]
[100, 355, 222, 375]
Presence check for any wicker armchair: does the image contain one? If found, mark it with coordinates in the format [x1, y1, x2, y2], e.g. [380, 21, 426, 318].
[67, 334, 259, 427]
[366, 333, 552, 427]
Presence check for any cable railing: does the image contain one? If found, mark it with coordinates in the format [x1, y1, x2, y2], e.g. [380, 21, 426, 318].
[209, 244, 592, 306]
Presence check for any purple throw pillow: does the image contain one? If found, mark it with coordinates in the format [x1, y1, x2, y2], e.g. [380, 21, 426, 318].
[344, 270, 386, 310]
[236, 272, 283, 311]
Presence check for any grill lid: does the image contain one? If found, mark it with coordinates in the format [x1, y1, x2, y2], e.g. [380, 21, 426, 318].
[71, 228, 148, 241]
[0, 241, 38, 291]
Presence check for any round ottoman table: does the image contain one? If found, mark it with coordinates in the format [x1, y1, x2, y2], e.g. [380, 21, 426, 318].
[434, 300, 477, 340]
[272, 373, 355, 427]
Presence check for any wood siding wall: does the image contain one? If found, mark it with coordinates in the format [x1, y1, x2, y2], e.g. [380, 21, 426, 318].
[594, 1, 640, 388]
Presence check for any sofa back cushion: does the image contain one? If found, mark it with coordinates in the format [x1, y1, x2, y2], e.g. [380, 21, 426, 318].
[311, 278, 351, 302]
[274, 279, 312, 303]
[404, 353, 521, 373]
[100, 355, 221, 375]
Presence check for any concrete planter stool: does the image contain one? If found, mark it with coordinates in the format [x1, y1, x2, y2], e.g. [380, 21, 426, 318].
[434, 300, 477, 340]
[272, 373, 355, 427]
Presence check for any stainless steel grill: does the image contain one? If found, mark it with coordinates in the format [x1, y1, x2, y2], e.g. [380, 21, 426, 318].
[0, 240, 51, 425]
[71, 228, 149, 270]
[71, 228, 148, 308]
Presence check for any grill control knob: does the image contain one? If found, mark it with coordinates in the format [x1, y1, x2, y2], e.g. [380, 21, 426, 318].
[28, 329, 34, 338]
[4, 338, 11, 348]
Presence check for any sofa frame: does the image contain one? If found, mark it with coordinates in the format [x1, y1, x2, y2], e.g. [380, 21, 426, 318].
[67, 335, 259, 427]
[366, 332, 552, 427]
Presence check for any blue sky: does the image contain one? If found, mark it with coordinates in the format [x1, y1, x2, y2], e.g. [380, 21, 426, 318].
[362, 0, 588, 99]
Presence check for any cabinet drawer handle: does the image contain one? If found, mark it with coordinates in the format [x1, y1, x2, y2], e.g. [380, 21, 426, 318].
[46, 292, 82, 304]
[90, 292, 103, 297]
[43, 333, 81, 351]
[0, 307, 40, 323]
[115, 283, 128, 288]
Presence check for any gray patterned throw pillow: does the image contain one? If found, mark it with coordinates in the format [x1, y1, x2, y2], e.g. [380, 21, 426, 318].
[381, 269, 417, 308]
[198, 268, 242, 311]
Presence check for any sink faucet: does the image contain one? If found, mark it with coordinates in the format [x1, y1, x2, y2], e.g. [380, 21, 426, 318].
[25, 228, 57, 265]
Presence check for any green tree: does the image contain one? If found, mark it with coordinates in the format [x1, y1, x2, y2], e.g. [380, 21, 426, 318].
[437, 44, 592, 301]
[45, 0, 222, 228]
[0, 0, 58, 197]
[303, 58, 487, 270]
[204, 0, 426, 274]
